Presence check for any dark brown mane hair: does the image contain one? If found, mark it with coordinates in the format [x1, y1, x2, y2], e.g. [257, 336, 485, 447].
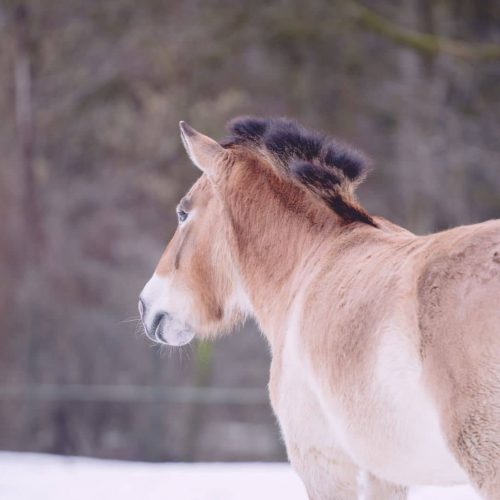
[221, 117, 377, 228]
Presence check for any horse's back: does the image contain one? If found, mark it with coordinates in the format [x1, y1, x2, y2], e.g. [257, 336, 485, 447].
[417, 218, 500, 368]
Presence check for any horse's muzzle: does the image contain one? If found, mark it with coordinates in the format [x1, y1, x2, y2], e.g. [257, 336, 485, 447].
[138, 297, 194, 346]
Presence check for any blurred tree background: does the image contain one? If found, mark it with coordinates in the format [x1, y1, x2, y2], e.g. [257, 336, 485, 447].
[0, 0, 499, 462]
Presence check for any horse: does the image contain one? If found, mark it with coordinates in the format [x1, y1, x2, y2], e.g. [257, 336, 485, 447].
[139, 117, 500, 499]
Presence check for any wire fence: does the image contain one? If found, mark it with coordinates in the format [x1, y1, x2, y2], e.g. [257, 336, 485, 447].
[0, 384, 269, 405]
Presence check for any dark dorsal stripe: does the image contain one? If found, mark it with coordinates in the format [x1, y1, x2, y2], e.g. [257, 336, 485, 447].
[223, 116, 377, 228]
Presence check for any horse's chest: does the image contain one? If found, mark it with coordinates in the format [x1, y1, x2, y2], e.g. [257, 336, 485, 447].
[270, 352, 347, 494]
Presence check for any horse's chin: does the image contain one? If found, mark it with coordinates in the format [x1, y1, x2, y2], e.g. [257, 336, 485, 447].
[154, 315, 195, 346]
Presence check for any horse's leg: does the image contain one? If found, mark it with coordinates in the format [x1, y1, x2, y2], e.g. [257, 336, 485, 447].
[290, 445, 359, 500]
[363, 473, 408, 500]
[440, 402, 500, 499]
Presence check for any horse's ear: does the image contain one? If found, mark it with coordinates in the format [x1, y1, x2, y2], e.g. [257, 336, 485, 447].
[179, 121, 225, 177]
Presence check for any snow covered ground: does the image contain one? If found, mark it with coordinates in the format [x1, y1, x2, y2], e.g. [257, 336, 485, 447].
[0, 452, 480, 500]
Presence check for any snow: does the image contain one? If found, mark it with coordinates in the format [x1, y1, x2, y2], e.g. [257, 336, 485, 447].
[0, 452, 480, 500]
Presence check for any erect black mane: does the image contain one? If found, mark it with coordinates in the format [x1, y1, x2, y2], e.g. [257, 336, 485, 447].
[222, 116, 377, 227]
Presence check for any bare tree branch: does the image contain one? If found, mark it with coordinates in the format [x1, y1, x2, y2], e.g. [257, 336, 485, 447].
[348, 0, 500, 60]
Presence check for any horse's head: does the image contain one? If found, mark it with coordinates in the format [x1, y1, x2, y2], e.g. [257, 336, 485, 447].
[138, 122, 250, 346]
[139, 117, 375, 346]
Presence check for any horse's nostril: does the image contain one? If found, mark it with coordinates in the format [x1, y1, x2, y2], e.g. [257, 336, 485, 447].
[151, 312, 165, 338]
[154, 312, 174, 342]
[138, 304, 171, 342]
[155, 316, 165, 341]
[138, 298, 146, 319]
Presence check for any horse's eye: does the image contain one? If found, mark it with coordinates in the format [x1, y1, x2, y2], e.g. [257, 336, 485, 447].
[177, 209, 188, 224]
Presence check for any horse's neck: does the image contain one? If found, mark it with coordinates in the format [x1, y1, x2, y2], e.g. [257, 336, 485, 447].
[233, 212, 335, 347]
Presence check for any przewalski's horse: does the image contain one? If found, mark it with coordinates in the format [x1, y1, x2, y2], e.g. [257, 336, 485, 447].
[139, 117, 500, 499]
